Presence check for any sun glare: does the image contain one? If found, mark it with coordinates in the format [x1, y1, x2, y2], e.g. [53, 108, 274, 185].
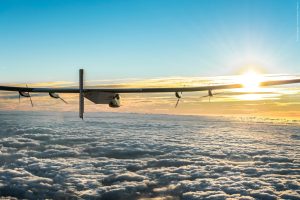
[233, 69, 281, 101]
[239, 70, 262, 92]
[233, 69, 270, 101]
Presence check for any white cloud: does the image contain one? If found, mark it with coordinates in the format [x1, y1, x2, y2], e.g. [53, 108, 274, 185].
[0, 112, 299, 199]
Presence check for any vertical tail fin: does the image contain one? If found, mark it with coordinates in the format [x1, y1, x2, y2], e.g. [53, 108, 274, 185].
[79, 69, 84, 119]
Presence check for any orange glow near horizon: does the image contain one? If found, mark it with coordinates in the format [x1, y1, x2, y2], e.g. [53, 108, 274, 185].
[0, 73, 300, 122]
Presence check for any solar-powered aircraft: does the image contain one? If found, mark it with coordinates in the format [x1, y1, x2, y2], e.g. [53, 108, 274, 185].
[1, 69, 300, 119]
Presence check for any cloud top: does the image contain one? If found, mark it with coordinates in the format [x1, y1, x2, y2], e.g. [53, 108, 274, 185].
[0, 112, 299, 199]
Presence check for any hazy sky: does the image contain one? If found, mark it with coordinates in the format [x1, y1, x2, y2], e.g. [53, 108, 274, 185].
[0, 0, 299, 83]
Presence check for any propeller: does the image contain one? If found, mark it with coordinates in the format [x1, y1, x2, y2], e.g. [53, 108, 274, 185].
[175, 91, 182, 108]
[59, 98, 68, 104]
[201, 90, 222, 102]
[26, 84, 34, 107]
[18, 85, 33, 107]
[49, 92, 68, 104]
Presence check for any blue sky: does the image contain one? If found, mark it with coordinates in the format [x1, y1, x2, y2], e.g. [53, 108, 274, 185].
[0, 0, 299, 83]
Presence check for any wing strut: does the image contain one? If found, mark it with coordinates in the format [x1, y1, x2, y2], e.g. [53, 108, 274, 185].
[79, 69, 84, 120]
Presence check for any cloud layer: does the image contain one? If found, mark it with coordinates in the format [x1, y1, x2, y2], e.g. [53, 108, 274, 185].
[0, 112, 299, 199]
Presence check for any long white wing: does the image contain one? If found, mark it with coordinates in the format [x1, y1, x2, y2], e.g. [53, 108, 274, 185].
[1, 78, 300, 93]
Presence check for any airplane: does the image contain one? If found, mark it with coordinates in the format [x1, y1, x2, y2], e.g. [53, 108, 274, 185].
[0, 69, 300, 119]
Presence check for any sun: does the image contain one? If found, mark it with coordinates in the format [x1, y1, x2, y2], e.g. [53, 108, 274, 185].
[234, 69, 278, 101]
[239, 70, 262, 92]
